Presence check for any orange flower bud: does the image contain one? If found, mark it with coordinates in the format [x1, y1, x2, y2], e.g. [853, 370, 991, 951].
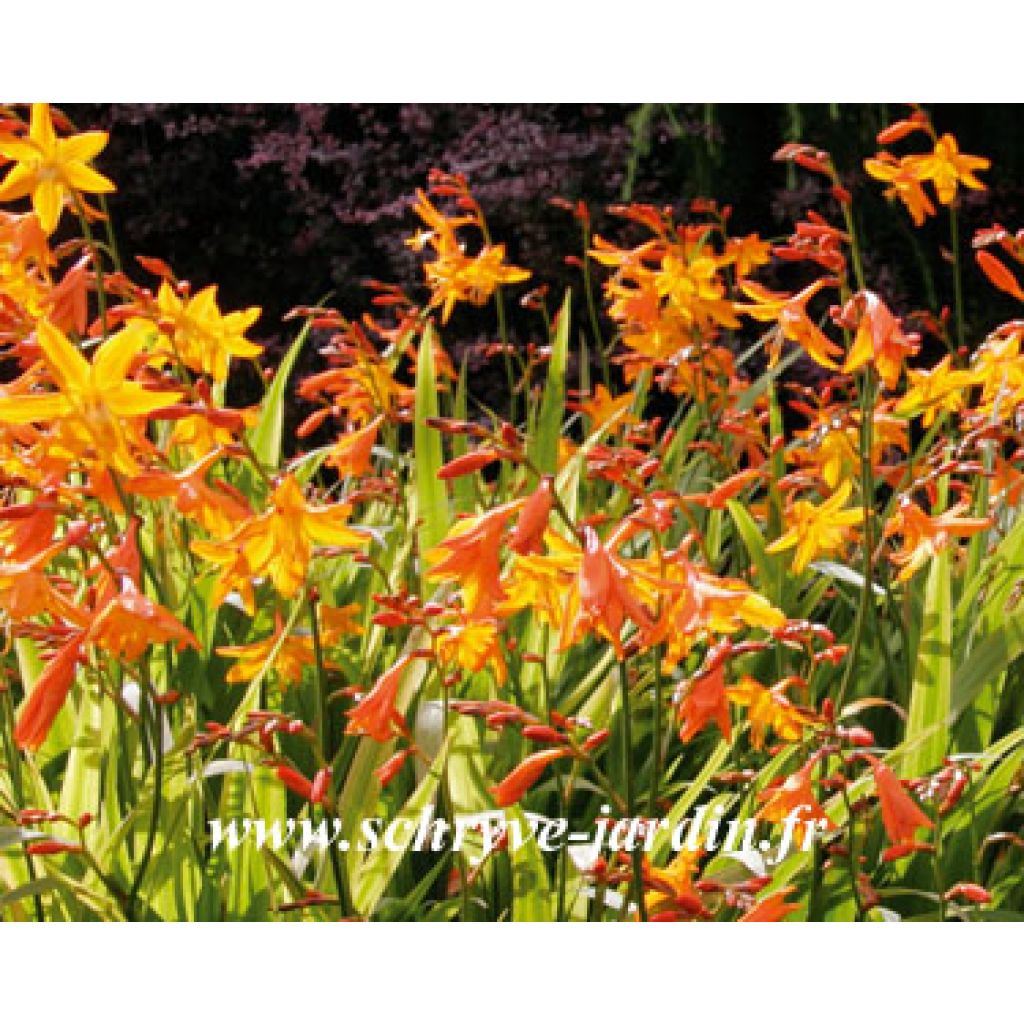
[508, 476, 554, 555]
[438, 449, 500, 480]
[581, 728, 611, 753]
[310, 767, 332, 806]
[489, 749, 572, 807]
[374, 748, 414, 788]
[275, 765, 314, 802]
[25, 840, 83, 856]
[943, 883, 991, 905]
[520, 725, 566, 745]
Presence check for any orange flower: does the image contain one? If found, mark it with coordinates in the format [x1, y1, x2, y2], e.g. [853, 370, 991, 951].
[436, 617, 507, 684]
[425, 503, 521, 618]
[840, 290, 920, 390]
[864, 152, 936, 226]
[217, 621, 315, 688]
[345, 654, 413, 743]
[884, 497, 991, 582]
[757, 756, 833, 843]
[644, 849, 707, 920]
[895, 355, 973, 427]
[88, 579, 199, 662]
[192, 475, 367, 613]
[125, 449, 252, 538]
[571, 525, 655, 657]
[870, 758, 933, 845]
[737, 278, 842, 369]
[727, 675, 814, 751]
[676, 645, 732, 744]
[325, 415, 382, 478]
[14, 633, 85, 751]
[489, 748, 571, 807]
[407, 189, 529, 322]
[0, 318, 182, 476]
[154, 282, 262, 383]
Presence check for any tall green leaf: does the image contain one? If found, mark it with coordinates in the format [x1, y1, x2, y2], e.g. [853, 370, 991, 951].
[414, 323, 449, 563]
[529, 290, 571, 476]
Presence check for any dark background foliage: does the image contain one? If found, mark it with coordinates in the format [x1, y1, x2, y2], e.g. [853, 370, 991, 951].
[61, 103, 1024, 376]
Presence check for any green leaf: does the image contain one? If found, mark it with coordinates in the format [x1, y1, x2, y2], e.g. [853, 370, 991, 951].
[248, 317, 310, 470]
[902, 541, 951, 777]
[529, 290, 571, 476]
[414, 323, 449, 563]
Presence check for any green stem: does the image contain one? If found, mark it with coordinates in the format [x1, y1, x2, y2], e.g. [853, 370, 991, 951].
[618, 660, 647, 921]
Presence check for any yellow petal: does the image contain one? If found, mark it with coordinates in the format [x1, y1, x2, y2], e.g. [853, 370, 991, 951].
[29, 104, 56, 153]
[0, 162, 36, 202]
[36, 319, 90, 393]
[0, 392, 70, 424]
[59, 130, 109, 164]
[32, 179, 65, 234]
[63, 162, 116, 195]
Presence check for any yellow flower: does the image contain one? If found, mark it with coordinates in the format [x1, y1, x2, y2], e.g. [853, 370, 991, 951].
[155, 283, 262, 382]
[864, 153, 936, 226]
[727, 675, 813, 750]
[192, 475, 368, 613]
[436, 618, 507, 684]
[0, 318, 181, 476]
[0, 104, 114, 234]
[766, 480, 862, 574]
[910, 134, 989, 206]
[895, 356, 973, 427]
[217, 625, 315, 687]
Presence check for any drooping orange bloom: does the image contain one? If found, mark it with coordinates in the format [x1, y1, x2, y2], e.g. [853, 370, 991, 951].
[489, 748, 571, 807]
[13, 632, 85, 751]
[192, 474, 368, 612]
[0, 104, 115, 234]
[345, 654, 413, 743]
[154, 282, 262, 382]
[727, 675, 815, 751]
[125, 449, 252, 538]
[884, 497, 991, 582]
[651, 547, 785, 670]
[840, 290, 920, 390]
[571, 525, 656, 657]
[738, 886, 800, 922]
[766, 479, 862, 574]
[425, 502, 521, 618]
[0, 531, 89, 625]
[88, 579, 199, 662]
[676, 647, 732, 744]
[325, 414, 382, 478]
[870, 758, 933, 845]
[737, 278, 843, 369]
